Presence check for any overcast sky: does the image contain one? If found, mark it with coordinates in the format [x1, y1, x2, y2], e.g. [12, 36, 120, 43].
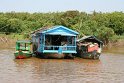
[0, 0, 124, 13]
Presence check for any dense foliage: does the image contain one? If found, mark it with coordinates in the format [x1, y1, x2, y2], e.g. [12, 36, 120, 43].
[0, 11, 124, 44]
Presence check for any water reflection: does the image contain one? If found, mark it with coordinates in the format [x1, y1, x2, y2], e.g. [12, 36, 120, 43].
[0, 49, 124, 83]
[103, 46, 124, 54]
[13, 57, 102, 83]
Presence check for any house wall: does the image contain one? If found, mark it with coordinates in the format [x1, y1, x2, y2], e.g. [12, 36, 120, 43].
[37, 33, 45, 52]
[32, 33, 43, 53]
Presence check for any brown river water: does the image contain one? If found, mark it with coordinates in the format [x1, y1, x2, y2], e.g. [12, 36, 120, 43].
[0, 47, 124, 83]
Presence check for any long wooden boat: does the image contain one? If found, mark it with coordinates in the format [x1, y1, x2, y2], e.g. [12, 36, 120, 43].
[14, 40, 32, 59]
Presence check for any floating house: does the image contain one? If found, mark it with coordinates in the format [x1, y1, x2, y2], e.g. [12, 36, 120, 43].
[31, 26, 79, 58]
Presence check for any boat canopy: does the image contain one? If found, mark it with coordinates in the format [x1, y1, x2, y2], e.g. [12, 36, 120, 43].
[16, 40, 31, 44]
[77, 36, 103, 46]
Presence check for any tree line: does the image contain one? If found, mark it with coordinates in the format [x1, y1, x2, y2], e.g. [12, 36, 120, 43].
[0, 11, 124, 44]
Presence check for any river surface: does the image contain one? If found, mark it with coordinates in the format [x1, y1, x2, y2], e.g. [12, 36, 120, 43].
[0, 47, 124, 83]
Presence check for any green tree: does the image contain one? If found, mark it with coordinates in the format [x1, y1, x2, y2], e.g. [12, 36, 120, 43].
[96, 26, 115, 44]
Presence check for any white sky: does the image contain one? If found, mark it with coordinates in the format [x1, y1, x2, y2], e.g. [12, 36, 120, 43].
[0, 0, 123, 13]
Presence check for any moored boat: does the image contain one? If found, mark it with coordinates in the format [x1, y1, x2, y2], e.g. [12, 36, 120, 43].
[14, 40, 32, 59]
[75, 36, 103, 59]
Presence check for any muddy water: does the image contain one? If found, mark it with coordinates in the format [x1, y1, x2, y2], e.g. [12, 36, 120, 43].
[0, 48, 124, 83]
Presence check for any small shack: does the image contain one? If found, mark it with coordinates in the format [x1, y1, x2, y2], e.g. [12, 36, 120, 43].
[31, 26, 79, 58]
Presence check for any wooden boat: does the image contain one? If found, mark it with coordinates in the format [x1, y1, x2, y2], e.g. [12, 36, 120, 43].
[75, 36, 103, 59]
[14, 40, 32, 59]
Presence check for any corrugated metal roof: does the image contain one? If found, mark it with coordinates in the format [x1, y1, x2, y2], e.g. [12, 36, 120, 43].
[31, 25, 79, 36]
[31, 26, 53, 34]
[77, 36, 91, 42]
[77, 36, 103, 44]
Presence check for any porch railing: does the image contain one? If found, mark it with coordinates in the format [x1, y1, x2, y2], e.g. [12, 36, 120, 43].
[44, 45, 76, 51]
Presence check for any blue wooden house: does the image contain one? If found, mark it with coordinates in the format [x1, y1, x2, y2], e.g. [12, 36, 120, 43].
[31, 26, 79, 58]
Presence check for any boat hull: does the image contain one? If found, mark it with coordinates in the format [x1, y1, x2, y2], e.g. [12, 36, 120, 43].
[14, 51, 32, 59]
[80, 52, 100, 59]
[75, 50, 100, 59]
[35, 52, 74, 59]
